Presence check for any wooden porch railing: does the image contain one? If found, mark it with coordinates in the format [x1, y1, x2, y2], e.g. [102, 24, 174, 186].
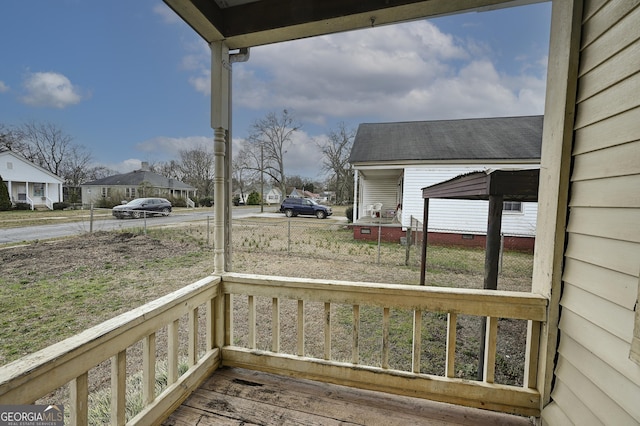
[0, 275, 222, 425]
[0, 273, 547, 424]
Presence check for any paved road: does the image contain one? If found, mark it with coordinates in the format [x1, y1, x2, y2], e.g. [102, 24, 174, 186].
[0, 207, 264, 244]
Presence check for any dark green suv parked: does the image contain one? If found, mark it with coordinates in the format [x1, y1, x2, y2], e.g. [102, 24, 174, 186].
[279, 197, 332, 219]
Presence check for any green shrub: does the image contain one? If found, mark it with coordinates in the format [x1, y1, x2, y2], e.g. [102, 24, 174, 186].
[246, 191, 261, 205]
[53, 202, 69, 210]
[198, 196, 213, 207]
[96, 198, 121, 209]
[345, 206, 353, 222]
[167, 196, 187, 208]
[14, 202, 30, 210]
[0, 175, 11, 211]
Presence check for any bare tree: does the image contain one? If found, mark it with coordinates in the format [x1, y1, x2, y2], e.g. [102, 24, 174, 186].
[286, 175, 317, 194]
[150, 160, 184, 180]
[246, 109, 301, 195]
[0, 123, 26, 152]
[61, 145, 93, 203]
[86, 165, 118, 181]
[317, 122, 355, 203]
[179, 146, 215, 197]
[17, 121, 75, 176]
[232, 148, 255, 203]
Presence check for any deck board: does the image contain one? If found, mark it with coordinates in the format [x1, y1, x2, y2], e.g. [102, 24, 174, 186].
[163, 367, 533, 425]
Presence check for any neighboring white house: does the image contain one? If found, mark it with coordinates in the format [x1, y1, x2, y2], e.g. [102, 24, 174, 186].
[264, 187, 282, 205]
[350, 116, 543, 238]
[0, 149, 64, 210]
[234, 186, 282, 205]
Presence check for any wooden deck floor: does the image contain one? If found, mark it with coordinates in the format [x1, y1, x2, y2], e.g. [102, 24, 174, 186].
[163, 367, 533, 425]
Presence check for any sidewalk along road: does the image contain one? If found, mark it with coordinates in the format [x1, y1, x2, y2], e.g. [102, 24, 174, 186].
[0, 207, 264, 245]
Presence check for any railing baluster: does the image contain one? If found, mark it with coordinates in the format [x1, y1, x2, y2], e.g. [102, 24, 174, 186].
[353, 304, 360, 364]
[168, 319, 179, 385]
[524, 320, 541, 388]
[272, 297, 280, 353]
[412, 310, 422, 373]
[483, 316, 498, 383]
[248, 295, 256, 349]
[215, 290, 225, 348]
[143, 332, 156, 405]
[445, 313, 457, 378]
[70, 372, 88, 426]
[111, 350, 126, 425]
[382, 307, 390, 369]
[188, 307, 198, 367]
[297, 300, 305, 356]
[324, 302, 331, 360]
[225, 293, 233, 346]
[206, 296, 215, 350]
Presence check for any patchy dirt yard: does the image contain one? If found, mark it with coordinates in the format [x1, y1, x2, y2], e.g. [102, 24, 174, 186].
[1, 228, 531, 410]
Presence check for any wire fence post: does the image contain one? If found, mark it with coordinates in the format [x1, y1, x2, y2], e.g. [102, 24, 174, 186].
[89, 202, 94, 234]
[499, 233, 504, 274]
[207, 216, 211, 247]
[377, 223, 382, 264]
[143, 211, 147, 235]
[287, 218, 291, 255]
[405, 226, 412, 266]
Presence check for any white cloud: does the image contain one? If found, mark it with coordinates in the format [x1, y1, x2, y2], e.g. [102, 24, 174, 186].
[21, 71, 83, 108]
[152, 3, 182, 24]
[173, 18, 547, 123]
[104, 159, 143, 173]
[135, 135, 213, 160]
[284, 131, 325, 179]
[0, 81, 9, 93]
[228, 19, 546, 123]
[181, 40, 211, 95]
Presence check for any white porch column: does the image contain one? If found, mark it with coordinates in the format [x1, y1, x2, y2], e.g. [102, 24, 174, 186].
[210, 41, 231, 275]
[532, 0, 582, 409]
[352, 169, 359, 222]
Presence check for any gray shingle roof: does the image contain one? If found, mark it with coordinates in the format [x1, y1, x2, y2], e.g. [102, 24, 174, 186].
[349, 115, 543, 164]
[82, 170, 195, 190]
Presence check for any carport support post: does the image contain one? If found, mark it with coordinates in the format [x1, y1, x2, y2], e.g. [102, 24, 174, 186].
[419, 198, 429, 285]
[211, 41, 231, 275]
[477, 194, 504, 380]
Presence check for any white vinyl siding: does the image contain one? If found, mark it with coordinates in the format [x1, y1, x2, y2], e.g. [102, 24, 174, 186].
[359, 178, 399, 219]
[542, 1, 640, 423]
[402, 166, 538, 236]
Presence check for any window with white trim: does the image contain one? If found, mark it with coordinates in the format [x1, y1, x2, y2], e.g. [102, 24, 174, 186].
[503, 201, 523, 213]
[33, 183, 44, 197]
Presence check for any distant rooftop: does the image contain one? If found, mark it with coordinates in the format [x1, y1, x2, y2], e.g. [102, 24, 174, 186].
[82, 169, 195, 191]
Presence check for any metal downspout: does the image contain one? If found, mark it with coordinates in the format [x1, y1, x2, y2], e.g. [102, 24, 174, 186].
[224, 48, 250, 272]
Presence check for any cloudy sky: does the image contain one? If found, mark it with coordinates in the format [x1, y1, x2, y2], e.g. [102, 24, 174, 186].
[0, 1, 551, 179]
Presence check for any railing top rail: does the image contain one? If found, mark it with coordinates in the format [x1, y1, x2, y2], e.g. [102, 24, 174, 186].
[221, 272, 547, 321]
[0, 275, 221, 402]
